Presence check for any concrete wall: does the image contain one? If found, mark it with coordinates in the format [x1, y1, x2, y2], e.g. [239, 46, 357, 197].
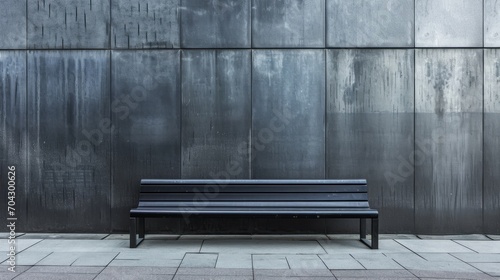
[0, 0, 499, 234]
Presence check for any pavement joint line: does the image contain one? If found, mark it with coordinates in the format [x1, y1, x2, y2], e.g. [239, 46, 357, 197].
[451, 239, 480, 253]
[317, 253, 330, 271]
[34, 251, 54, 266]
[199, 239, 205, 253]
[393, 239, 421, 255]
[284, 256, 290, 269]
[350, 253, 366, 269]
[17, 239, 44, 254]
[316, 240, 329, 254]
[100, 234, 110, 240]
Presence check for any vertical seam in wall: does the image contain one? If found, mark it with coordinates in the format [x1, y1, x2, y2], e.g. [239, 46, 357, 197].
[482, 49, 485, 232]
[249, 50, 253, 179]
[249, 0, 253, 179]
[324, 0, 327, 179]
[25, 45, 29, 229]
[179, 0, 183, 49]
[324, 49, 327, 180]
[413, 0, 417, 233]
[25, 0, 28, 49]
[324, 0, 327, 48]
[109, 49, 112, 232]
[180, 50, 183, 178]
[482, 0, 485, 233]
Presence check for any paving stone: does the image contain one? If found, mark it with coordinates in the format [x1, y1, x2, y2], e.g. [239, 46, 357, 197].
[285, 255, 327, 269]
[384, 252, 427, 263]
[395, 240, 473, 253]
[319, 240, 410, 254]
[253, 255, 289, 269]
[36, 252, 80, 266]
[115, 251, 185, 260]
[180, 253, 217, 268]
[9, 239, 43, 252]
[132, 240, 202, 252]
[319, 254, 364, 270]
[326, 234, 358, 240]
[14, 273, 96, 280]
[0, 233, 25, 239]
[350, 254, 404, 270]
[455, 241, 500, 253]
[415, 0, 483, 47]
[417, 253, 462, 262]
[216, 254, 252, 269]
[24, 240, 127, 252]
[396, 258, 482, 273]
[201, 240, 325, 254]
[252, 235, 328, 240]
[379, 234, 419, 240]
[174, 276, 251, 280]
[26, 266, 104, 273]
[72, 252, 118, 266]
[18, 233, 108, 240]
[255, 277, 335, 280]
[332, 269, 415, 278]
[176, 268, 253, 276]
[471, 263, 500, 276]
[418, 235, 490, 240]
[108, 259, 182, 267]
[179, 235, 251, 240]
[99, 266, 177, 275]
[0, 273, 18, 280]
[453, 253, 500, 263]
[96, 274, 173, 280]
[1, 251, 50, 266]
[254, 269, 333, 277]
[410, 269, 494, 279]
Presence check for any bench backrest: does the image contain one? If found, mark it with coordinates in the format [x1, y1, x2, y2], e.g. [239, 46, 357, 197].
[138, 179, 370, 209]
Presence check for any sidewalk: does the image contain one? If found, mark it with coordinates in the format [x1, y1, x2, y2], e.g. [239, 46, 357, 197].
[1, 233, 500, 279]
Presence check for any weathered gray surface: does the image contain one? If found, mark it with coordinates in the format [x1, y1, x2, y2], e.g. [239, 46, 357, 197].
[111, 0, 180, 49]
[27, 51, 111, 231]
[326, 50, 415, 232]
[252, 50, 325, 179]
[181, 50, 251, 179]
[27, 0, 110, 49]
[484, 49, 500, 234]
[485, 0, 500, 47]
[415, 49, 483, 233]
[0, 0, 26, 49]
[181, 0, 250, 48]
[0, 52, 27, 229]
[415, 0, 483, 47]
[252, 0, 324, 48]
[111, 50, 181, 231]
[327, 0, 414, 47]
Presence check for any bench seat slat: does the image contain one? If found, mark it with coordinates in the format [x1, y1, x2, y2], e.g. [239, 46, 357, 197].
[138, 192, 368, 201]
[131, 208, 378, 218]
[141, 179, 367, 185]
[138, 201, 370, 208]
[140, 185, 367, 193]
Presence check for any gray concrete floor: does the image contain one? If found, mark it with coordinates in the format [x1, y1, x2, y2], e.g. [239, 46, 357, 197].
[1, 234, 500, 279]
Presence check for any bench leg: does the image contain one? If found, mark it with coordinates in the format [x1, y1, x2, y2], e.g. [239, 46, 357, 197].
[360, 218, 367, 239]
[371, 218, 379, 249]
[130, 217, 145, 248]
[360, 218, 378, 249]
[138, 217, 145, 238]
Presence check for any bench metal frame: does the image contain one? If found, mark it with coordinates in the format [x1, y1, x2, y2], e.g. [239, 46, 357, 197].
[130, 179, 379, 249]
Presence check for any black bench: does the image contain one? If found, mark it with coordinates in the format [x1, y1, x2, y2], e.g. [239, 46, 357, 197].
[130, 179, 379, 249]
